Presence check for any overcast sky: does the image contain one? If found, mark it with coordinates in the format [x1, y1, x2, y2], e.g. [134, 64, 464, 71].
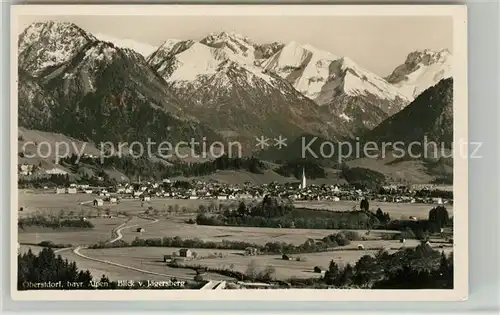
[18, 15, 453, 76]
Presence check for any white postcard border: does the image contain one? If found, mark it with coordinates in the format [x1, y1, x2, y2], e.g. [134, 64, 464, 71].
[10, 4, 468, 301]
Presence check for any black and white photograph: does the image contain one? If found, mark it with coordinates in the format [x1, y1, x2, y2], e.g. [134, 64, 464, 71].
[11, 5, 468, 301]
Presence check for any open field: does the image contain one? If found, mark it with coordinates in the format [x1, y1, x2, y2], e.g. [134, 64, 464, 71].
[18, 217, 127, 245]
[294, 200, 454, 220]
[17, 191, 99, 217]
[118, 217, 400, 245]
[80, 244, 453, 281]
[80, 247, 236, 281]
[19, 191, 453, 221]
[17, 191, 454, 283]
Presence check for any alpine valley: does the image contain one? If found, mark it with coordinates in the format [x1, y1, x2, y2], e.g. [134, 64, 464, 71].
[17, 21, 454, 185]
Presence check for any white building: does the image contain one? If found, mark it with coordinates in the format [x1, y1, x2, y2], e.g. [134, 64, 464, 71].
[300, 167, 307, 189]
[46, 168, 68, 175]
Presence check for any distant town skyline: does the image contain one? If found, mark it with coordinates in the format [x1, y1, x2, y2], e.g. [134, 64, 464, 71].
[18, 15, 453, 77]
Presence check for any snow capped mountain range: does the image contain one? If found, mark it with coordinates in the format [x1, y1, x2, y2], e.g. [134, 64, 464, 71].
[94, 33, 157, 58]
[17, 20, 453, 148]
[386, 49, 452, 99]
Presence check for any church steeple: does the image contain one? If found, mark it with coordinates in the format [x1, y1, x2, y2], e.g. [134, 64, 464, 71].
[300, 167, 307, 189]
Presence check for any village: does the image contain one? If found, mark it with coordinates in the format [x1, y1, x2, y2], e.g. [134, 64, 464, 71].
[44, 171, 452, 209]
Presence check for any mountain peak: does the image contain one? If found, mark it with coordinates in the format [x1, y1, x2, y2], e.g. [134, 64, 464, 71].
[405, 48, 451, 67]
[386, 48, 452, 99]
[200, 31, 256, 62]
[203, 31, 253, 44]
[93, 33, 157, 58]
[18, 21, 97, 77]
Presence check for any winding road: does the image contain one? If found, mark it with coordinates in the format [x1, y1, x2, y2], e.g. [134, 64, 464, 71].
[69, 214, 178, 277]
[40, 199, 225, 288]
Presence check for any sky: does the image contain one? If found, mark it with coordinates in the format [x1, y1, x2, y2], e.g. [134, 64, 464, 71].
[18, 15, 453, 76]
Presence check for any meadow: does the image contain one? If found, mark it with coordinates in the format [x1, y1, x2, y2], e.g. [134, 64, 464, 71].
[17, 190, 453, 283]
[294, 200, 454, 220]
[79, 244, 453, 281]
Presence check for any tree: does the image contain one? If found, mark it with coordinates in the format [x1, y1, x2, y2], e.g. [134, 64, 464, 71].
[245, 260, 259, 281]
[324, 260, 340, 285]
[360, 198, 369, 212]
[428, 206, 450, 229]
[260, 265, 276, 282]
[237, 201, 247, 216]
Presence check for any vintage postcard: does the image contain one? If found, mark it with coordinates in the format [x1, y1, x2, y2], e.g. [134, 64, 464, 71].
[11, 4, 468, 301]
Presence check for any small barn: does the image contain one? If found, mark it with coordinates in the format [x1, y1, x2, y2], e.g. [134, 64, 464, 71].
[56, 188, 66, 194]
[93, 199, 104, 206]
[67, 188, 77, 194]
[109, 197, 118, 203]
[137, 227, 145, 233]
[179, 248, 192, 258]
[244, 247, 258, 256]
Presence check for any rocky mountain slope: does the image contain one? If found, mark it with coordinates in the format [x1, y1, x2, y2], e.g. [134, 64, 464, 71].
[385, 49, 452, 100]
[366, 78, 453, 145]
[18, 21, 221, 149]
[147, 34, 350, 142]
[262, 42, 410, 132]
[200, 31, 284, 64]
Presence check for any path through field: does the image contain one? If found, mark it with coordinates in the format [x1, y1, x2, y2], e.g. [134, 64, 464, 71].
[72, 246, 192, 281]
[69, 214, 176, 279]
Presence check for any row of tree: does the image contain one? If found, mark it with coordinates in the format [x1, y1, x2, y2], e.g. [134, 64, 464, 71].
[322, 245, 453, 289]
[18, 214, 94, 230]
[58, 154, 265, 182]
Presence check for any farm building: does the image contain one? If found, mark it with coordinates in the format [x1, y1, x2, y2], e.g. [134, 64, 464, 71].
[93, 199, 104, 206]
[67, 188, 77, 194]
[179, 248, 192, 258]
[141, 196, 151, 202]
[109, 197, 118, 203]
[137, 228, 145, 233]
[84, 189, 93, 194]
[133, 191, 142, 197]
[244, 247, 259, 256]
[55, 188, 66, 194]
